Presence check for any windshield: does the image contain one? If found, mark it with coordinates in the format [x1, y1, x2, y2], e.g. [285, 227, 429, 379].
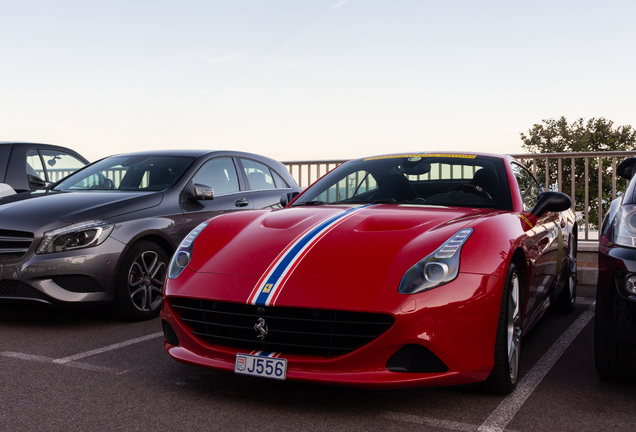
[54, 155, 196, 191]
[293, 153, 513, 211]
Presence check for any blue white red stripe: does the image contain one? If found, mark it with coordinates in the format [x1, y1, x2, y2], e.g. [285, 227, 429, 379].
[247, 205, 373, 306]
[249, 351, 281, 358]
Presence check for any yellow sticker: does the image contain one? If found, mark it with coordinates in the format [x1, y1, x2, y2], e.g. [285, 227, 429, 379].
[364, 153, 477, 161]
[425, 154, 477, 159]
[263, 284, 273, 293]
[519, 214, 534, 228]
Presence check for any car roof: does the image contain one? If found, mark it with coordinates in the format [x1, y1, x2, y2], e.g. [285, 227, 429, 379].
[98, 149, 286, 164]
[0, 142, 89, 162]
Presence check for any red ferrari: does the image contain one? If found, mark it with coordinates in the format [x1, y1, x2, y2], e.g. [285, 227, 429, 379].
[161, 152, 577, 394]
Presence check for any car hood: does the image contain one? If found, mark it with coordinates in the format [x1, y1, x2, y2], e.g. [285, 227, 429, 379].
[0, 190, 164, 232]
[187, 205, 496, 303]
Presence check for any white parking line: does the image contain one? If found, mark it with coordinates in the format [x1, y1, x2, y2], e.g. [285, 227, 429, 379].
[478, 303, 595, 432]
[382, 412, 521, 432]
[0, 351, 129, 375]
[1, 331, 164, 376]
[52, 331, 163, 364]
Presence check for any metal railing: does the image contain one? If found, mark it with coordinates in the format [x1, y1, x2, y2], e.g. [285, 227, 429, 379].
[284, 151, 636, 241]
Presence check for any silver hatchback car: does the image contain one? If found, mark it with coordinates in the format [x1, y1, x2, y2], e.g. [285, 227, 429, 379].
[0, 149, 300, 320]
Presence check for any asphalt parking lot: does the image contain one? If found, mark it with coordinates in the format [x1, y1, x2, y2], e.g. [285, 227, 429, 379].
[0, 287, 634, 432]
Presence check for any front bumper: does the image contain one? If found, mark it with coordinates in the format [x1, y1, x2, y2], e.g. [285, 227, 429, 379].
[161, 272, 503, 388]
[0, 237, 125, 305]
[597, 245, 636, 343]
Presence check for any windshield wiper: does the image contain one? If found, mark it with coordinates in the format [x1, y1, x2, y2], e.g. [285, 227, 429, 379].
[293, 200, 327, 206]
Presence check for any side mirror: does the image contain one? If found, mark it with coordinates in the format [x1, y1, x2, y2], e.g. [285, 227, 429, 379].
[28, 174, 48, 190]
[280, 191, 300, 207]
[191, 183, 215, 201]
[530, 191, 571, 218]
[617, 157, 636, 180]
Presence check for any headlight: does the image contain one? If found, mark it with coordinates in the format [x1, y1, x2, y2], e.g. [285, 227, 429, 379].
[398, 228, 473, 294]
[614, 205, 636, 247]
[36, 220, 114, 254]
[168, 222, 209, 279]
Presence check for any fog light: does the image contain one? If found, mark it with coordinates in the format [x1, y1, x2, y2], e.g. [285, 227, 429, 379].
[625, 275, 636, 295]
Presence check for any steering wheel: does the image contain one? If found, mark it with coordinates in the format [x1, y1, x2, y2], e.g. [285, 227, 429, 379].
[454, 183, 493, 201]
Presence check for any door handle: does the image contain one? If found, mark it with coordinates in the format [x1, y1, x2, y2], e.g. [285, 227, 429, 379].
[235, 198, 249, 207]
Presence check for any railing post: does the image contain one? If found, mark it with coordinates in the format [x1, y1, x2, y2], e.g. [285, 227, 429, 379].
[570, 158, 575, 211]
[612, 157, 617, 200]
[585, 157, 589, 240]
[598, 156, 603, 232]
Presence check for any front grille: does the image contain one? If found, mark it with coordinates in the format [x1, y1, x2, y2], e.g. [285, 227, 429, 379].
[0, 280, 49, 301]
[169, 298, 394, 358]
[53, 275, 104, 293]
[0, 229, 34, 261]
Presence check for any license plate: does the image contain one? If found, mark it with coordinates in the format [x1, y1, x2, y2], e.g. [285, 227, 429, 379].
[234, 353, 287, 380]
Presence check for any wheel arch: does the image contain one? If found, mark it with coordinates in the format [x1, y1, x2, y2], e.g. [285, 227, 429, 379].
[114, 232, 176, 275]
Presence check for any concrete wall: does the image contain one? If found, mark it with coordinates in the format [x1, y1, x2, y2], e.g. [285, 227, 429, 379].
[578, 241, 598, 288]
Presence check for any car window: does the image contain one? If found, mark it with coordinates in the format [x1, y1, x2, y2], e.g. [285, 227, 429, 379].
[39, 150, 86, 183]
[56, 155, 195, 191]
[241, 159, 277, 190]
[271, 169, 289, 188]
[512, 162, 541, 211]
[191, 157, 240, 195]
[294, 154, 513, 210]
[26, 149, 86, 184]
[26, 151, 46, 182]
[313, 170, 378, 203]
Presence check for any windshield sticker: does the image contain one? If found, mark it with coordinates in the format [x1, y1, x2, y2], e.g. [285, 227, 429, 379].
[364, 153, 477, 161]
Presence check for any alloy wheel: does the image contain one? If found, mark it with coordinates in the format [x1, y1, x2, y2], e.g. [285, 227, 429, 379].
[127, 250, 166, 312]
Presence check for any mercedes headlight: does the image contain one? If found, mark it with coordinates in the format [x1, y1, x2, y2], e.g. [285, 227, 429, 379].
[398, 228, 473, 294]
[168, 222, 209, 279]
[37, 220, 114, 254]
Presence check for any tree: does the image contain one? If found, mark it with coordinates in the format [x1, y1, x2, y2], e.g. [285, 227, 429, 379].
[520, 117, 636, 154]
[519, 117, 636, 229]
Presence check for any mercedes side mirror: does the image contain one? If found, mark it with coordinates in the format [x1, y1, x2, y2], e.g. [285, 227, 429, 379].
[280, 191, 300, 207]
[191, 183, 215, 201]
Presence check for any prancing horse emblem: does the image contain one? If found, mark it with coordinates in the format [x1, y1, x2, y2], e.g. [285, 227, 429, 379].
[254, 317, 268, 340]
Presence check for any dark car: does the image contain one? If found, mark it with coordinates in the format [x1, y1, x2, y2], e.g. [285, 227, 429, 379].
[0, 150, 301, 320]
[596, 156, 636, 381]
[0, 142, 88, 194]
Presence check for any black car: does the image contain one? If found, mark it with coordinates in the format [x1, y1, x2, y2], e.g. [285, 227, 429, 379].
[0, 142, 88, 194]
[0, 150, 301, 320]
[596, 156, 636, 381]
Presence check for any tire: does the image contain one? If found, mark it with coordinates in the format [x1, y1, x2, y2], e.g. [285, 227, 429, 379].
[486, 262, 523, 394]
[594, 287, 628, 381]
[555, 235, 577, 313]
[114, 240, 168, 321]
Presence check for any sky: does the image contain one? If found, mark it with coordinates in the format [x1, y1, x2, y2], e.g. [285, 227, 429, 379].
[2, 0, 636, 163]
